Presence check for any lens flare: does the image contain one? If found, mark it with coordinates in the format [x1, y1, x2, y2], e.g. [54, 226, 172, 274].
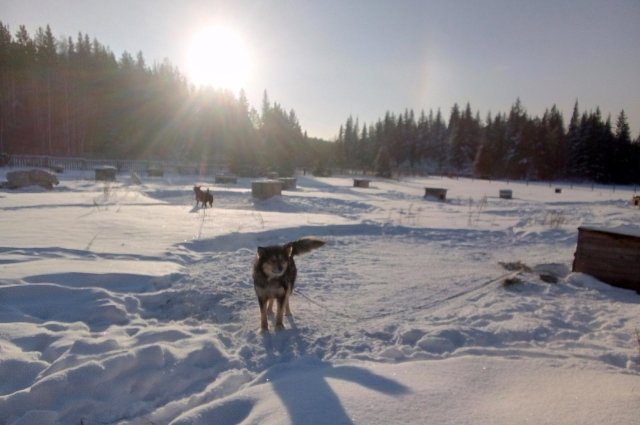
[186, 26, 251, 91]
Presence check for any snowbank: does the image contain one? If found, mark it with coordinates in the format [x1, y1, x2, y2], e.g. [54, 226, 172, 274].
[1, 170, 639, 424]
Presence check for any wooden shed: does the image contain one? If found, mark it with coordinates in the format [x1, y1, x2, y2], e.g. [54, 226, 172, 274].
[50, 164, 64, 173]
[215, 175, 238, 184]
[95, 166, 117, 181]
[252, 180, 282, 200]
[279, 177, 297, 190]
[353, 178, 370, 188]
[424, 187, 447, 201]
[573, 226, 640, 292]
[147, 167, 164, 177]
[499, 189, 512, 199]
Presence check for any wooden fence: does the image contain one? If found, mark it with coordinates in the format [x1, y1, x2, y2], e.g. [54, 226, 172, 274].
[5, 155, 227, 175]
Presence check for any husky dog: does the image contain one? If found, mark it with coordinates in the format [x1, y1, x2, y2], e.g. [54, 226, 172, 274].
[193, 185, 213, 208]
[253, 237, 325, 331]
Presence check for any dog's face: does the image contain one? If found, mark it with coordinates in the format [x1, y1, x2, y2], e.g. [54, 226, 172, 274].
[193, 185, 201, 193]
[257, 245, 293, 279]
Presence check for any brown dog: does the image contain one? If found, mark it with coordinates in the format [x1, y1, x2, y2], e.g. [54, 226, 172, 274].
[193, 185, 213, 208]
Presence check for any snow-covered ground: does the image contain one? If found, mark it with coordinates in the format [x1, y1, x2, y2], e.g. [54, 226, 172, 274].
[1, 168, 639, 425]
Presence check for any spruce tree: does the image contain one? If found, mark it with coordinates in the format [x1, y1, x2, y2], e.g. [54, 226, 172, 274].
[431, 109, 448, 173]
[612, 110, 632, 183]
[447, 104, 461, 172]
[505, 98, 529, 179]
[374, 144, 392, 178]
[473, 113, 494, 178]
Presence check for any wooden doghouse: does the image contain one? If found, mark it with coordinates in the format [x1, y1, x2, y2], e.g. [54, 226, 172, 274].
[6, 169, 59, 190]
[147, 167, 164, 177]
[50, 164, 64, 173]
[177, 165, 197, 175]
[573, 226, 640, 292]
[499, 189, 512, 199]
[95, 166, 117, 181]
[424, 187, 447, 201]
[353, 178, 370, 188]
[252, 180, 282, 200]
[215, 175, 238, 184]
[279, 177, 297, 190]
[131, 172, 142, 185]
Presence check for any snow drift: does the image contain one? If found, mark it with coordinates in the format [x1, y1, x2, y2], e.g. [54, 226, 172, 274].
[1, 169, 639, 424]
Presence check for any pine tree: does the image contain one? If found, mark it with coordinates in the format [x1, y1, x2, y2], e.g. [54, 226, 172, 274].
[474, 112, 508, 178]
[447, 104, 461, 172]
[343, 115, 355, 168]
[374, 144, 392, 178]
[612, 110, 632, 183]
[614, 110, 631, 145]
[633, 135, 640, 185]
[579, 108, 612, 183]
[415, 110, 429, 162]
[431, 109, 448, 172]
[504, 98, 529, 178]
[357, 123, 369, 172]
[257, 92, 306, 176]
[565, 101, 583, 178]
[0, 22, 12, 152]
[474, 113, 495, 178]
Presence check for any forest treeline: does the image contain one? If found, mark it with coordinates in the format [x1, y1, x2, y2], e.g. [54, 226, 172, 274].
[1, 22, 638, 182]
[0, 22, 328, 176]
[336, 100, 639, 184]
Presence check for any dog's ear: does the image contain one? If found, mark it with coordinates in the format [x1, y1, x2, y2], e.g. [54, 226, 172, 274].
[285, 243, 294, 258]
[257, 246, 266, 258]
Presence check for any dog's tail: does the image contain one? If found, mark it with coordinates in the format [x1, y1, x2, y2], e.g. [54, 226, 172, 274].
[288, 237, 325, 256]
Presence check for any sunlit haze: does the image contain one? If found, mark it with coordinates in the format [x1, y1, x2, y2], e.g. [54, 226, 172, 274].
[2, 0, 639, 140]
[186, 25, 251, 91]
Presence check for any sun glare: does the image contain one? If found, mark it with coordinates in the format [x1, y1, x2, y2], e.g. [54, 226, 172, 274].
[186, 26, 251, 91]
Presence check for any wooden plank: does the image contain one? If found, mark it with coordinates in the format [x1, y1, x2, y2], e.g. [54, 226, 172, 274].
[576, 249, 640, 260]
[576, 240, 640, 254]
[578, 226, 640, 239]
[573, 255, 639, 274]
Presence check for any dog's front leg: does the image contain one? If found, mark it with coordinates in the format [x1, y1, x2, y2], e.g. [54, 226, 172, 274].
[275, 296, 286, 330]
[258, 298, 269, 331]
[284, 288, 292, 316]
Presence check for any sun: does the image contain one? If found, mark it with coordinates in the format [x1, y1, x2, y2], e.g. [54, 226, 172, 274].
[186, 26, 251, 91]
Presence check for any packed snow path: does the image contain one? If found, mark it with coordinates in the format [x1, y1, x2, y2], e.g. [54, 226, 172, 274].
[1, 171, 639, 424]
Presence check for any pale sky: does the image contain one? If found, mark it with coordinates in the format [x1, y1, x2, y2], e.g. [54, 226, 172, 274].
[2, 0, 639, 140]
